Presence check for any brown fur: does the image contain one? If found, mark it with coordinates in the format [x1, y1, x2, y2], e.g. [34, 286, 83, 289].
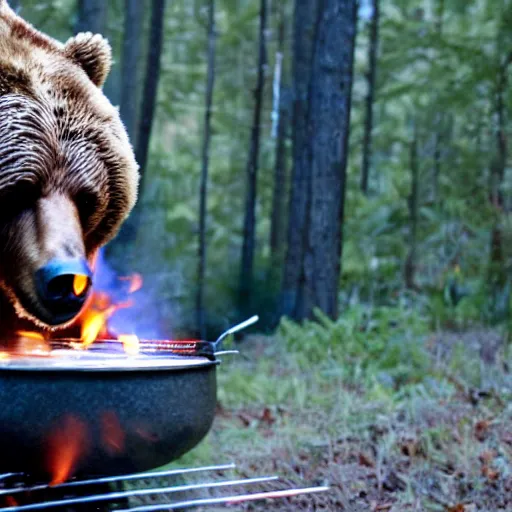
[0, 0, 139, 337]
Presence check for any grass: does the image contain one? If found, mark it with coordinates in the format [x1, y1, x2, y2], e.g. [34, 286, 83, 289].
[128, 307, 512, 511]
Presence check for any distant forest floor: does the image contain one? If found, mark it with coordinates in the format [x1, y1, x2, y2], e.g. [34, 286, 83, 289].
[129, 327, 512, 511]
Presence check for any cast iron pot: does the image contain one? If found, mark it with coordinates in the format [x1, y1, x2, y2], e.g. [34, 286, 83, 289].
[0, 317, 257, 481]
[0, 355, 217, 480]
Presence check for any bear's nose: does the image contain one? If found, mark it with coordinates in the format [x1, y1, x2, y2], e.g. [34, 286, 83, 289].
[35, 259, 92, 325]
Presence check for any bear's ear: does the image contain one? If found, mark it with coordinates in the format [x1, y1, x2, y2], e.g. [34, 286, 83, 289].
[64, 32, 112, 88]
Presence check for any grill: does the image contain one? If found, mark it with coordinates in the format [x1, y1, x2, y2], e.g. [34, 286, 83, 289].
[0, 464, 328, 510]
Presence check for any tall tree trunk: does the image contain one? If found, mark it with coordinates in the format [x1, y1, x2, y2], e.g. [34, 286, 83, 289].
[136, 0, 167, 192]
[300, 0, 358, 320]
[405, 123, 419, 290]
[107, 0, 166, 262]
[280, 0, 319, 319]
[239, 0, 268, 312]
[488, 52, 510, 319]
[432, 0, 444, 204]
[196, 0, 217, 340]
[269, 13, 290, 275]
[360, 0, 380, 195]
[120, 0, 144, 146]
[269, 93, 290, 267]
[75, 0, 107, 35]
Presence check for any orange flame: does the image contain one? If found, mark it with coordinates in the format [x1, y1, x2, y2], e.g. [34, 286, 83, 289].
[73, 275, 89, 297]
[14, 331, 51, 355]
[11, 273, 144, 356]
[78, 275, 141, 350]
[17, 331, 45, 341]
[46, 415, 90, 485]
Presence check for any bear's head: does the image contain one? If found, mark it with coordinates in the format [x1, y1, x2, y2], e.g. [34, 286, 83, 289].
[0, 0, 139, 334]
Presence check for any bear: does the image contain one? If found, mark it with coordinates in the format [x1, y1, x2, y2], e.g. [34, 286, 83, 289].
[0, 0, 139, 342]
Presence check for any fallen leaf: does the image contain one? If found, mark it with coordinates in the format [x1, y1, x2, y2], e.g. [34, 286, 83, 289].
[447, 505, 465, 512]
[474, 420, 491, 442]
[373, 503, 393, 511]
[260, 407, 276, 426]
[358, 452, 375, 468]
[479, 449, 496, 464]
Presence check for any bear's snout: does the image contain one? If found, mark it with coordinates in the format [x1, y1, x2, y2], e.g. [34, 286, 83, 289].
[35, 259, 92, 326]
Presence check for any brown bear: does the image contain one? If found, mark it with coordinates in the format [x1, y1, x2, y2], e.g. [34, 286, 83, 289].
[0, 0, 139, 341]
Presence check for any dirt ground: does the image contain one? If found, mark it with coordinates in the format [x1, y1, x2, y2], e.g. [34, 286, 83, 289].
[127, 330, 512, 511]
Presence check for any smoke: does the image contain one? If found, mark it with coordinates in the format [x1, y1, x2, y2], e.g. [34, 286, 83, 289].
[92, 249, 175, 340]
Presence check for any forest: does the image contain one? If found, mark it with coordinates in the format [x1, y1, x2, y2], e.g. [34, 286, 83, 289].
[10, 0, 512, 510]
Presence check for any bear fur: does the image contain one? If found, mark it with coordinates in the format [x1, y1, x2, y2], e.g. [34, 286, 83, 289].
[0, 0, 139, 339]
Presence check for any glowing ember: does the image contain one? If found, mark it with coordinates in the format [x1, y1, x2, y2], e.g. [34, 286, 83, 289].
[72, 274, 89, 296]
[46, 415, 90, 485]
[119, 334, 140, 356]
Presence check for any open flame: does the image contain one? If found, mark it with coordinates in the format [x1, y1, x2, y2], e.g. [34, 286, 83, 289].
[77, 274, 143, 350]
[46, 415, 90, 486]
[16, 273, 143, 354]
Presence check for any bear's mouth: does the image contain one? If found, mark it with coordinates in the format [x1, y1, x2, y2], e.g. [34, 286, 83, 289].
[0, 281, 83, 331]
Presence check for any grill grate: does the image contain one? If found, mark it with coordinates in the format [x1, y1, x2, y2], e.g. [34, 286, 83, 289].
[0, 464, 328, 511]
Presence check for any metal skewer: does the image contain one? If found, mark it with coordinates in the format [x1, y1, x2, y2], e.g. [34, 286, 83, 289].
[118, 486, 331, 511]
[0, 464, 236, 497]
[0, 476, 278, 511]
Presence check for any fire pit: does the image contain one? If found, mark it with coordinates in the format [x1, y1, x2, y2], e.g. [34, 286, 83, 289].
[0, 318, 256, 483]
[0, 354, 217, 482]
[0, 316, 330, 509]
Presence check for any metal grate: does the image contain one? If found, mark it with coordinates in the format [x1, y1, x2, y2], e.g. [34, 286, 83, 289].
[0, 464, 328, 511]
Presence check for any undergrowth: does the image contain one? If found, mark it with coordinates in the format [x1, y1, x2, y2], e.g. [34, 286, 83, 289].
[155, 305, 512, 511]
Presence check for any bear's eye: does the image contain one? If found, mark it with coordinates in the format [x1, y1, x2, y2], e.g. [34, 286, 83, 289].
[0, 182, 39, 223]
[74, 191, 99, 230]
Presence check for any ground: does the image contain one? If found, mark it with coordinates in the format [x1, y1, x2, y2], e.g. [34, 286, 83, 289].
[127, 315, 512, 511]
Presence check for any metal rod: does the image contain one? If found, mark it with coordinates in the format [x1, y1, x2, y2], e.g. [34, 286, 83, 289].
[213, 351, 240, 356]
[0, 476, 278, 512]
[214, 316, 259, 348]
[118, 486, 330, 511]
[0, 474, 23, 482]
[0, 463, 236, 497]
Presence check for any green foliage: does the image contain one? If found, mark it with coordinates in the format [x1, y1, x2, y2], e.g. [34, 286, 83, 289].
[15, 0, 512, 335]
[278, 305, 431, 390]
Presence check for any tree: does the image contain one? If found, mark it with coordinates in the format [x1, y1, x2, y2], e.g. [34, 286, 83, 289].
[300, 0, 358, 319]
[282, 0, 357, 320]
[281, 0, 319, 319]
[75, 0, 106, 35]
[487, 12, 511, 320]
[269, 9, 290, 276]
[432, 0, 444, 203]
[239, 0, 268, 313]
[136, 0, 167, 193]
[196, 0, 217, 339]
[405, 121, 419, 290]
[361, 0, 380, 195]
[120, 0, 144, 145]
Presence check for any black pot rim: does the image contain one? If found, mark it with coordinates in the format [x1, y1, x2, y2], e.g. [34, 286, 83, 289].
[0, 356, 219, 373]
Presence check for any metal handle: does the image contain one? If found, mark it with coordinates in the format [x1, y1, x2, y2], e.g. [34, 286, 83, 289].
[214, 315, 259, 349]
